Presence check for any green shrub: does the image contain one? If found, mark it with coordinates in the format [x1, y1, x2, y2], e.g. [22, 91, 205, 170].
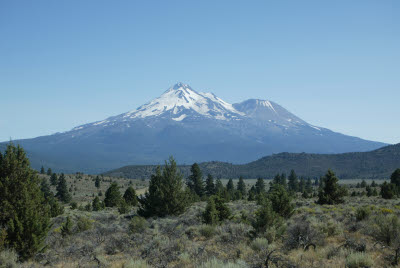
[76, 216, 93, 232]
[250, 237, 269, 252]
[61, 216, 74, 237]
[70, 202, 78, 210]
[118, 200, 130, 214]
[369, 214, 400, 246]
[123, 259, 150, 268]
[345, 252, 374, 268]
[129, 216, 148, 234]
[0, 249, 18, 268]
[355, 206, 371, 221]
[252, 199, 282, 235]
[199, 225, 216, 239]
[199, 258, 247, 268]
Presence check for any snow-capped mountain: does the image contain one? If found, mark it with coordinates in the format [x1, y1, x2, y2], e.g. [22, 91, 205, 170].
[7, 83, 386, 173]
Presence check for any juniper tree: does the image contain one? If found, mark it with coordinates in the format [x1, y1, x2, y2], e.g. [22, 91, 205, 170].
[46, 168, 52, 176]
[104, 182, 122, 207]
[215, 178, 224, 194]
[255, 178, 266, 195]
[205, 174, 215, 196]
[138, 157, 188, 217]
[268, 183, 294, 218]
[123, 186, 138, 206]
[50, 173, 58, 186]
[187, 163, 204, 197]
[40, 166, 45, 174]
[317, 170, 347, 205]
[288, 170, 299, 192]
[380, 182, 396, 199]
[92, 196, 102, 211]
[56, 173, 72, 203]
[0, 143, 50, 260]
[252, 199, 282, 235]
[202, 197, 219, 225]
[390, 169, 400, 192]
[95, 176, 101, 189]
[226, 178, 235, 198]
[298, 177, 306, 193]
[237, 176, 246, 198]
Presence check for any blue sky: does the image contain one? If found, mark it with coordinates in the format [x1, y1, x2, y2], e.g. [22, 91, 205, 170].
[0, 0, 399, 144]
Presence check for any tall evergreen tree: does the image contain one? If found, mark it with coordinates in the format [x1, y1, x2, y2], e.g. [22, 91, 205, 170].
[390, 168, 400, 191]
[317, 170, 347, 205]
[40, 166, 45, 174]
[205, 174, 215, 196]
[268, 183, 294, 218]
[56, 173, 72, 203]
[104, 182, 122, 207]
[202, 197, 219, 225]
[237, 176, 246, 198]
[46, 168, 52, 176]
[215, 178, 224, 194]
[288, 170, 299, 192]
[92, 196, 102, 211]
[226, 178, 235, 196]
[40, 178, 53, 201]
[138, 157, 188, 217]
[50, 173, 58, 186]
[305, 178, 313, 195]
[298, 177, 306, 193]
[187, 163, 204, 197]
[95, 176, 101, 189]
[380, 182, 396, 199]
[123, 186, 138, 206]
[0, 143, 50, 260]
[255, 178, 266, 195]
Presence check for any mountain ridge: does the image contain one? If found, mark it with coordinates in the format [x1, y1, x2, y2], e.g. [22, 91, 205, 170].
[103, 143, 400, 180]
[2, 82, 386, 173]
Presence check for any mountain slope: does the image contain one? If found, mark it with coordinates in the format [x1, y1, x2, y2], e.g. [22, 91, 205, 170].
[3, 82, 386, 173]
[104, 143, 400, 180]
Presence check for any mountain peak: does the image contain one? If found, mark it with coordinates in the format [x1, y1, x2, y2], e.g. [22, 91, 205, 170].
[172, 82, 192, 90]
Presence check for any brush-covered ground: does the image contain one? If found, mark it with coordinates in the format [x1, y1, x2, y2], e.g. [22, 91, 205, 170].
[4, 174, 398, 268]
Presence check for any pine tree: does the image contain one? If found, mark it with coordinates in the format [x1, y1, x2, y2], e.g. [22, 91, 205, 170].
[104, 182, 122, 207]
[123, 186, 138, 206]
[40, 166, 45, 174]
[226, 178, 235, 197]
[187, 163, 204, 197]
[95, 176, 101, 189]
[40, 178, 53, 201]
[215, 178, 224, 194]
[288, 170, 299, 192]
[237, 176, 246, 198]
[255, 178, 266, 195]
[268, 183, 294, 218]
[0, 143, 50, 260]
[360, 180, 367, 188]
[50, 173, 58, 186]
[298, 177, 306, 193]
[252, 199, 282, 235]
[202, 198, 219, 225]
[92, 196, 102, 211]
[61, 216, 73, 237]
[317, 170, 347, 205]
[305, 178, 313, 195]
[213, 195, 231, 221]
[56, 173, 72, 203]
[46, 168, 52, 176]
[380, 182, 396, 199]
[248, 185, 257, 201]
[390, 169, 400, 191]
[138, 157, 188, 217]
[205, 174, 215, 196]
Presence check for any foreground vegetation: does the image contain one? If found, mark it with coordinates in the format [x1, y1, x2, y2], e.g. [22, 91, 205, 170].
[1, 143, 400, 267]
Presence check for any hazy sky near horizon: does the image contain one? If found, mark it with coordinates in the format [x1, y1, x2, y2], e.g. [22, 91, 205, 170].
[0, 0, 399, 144]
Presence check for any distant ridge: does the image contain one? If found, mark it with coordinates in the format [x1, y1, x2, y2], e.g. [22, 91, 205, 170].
[103, 143, 400, 180]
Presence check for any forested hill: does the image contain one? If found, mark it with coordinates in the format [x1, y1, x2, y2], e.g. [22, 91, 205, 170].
[103, 143, 400, 180]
